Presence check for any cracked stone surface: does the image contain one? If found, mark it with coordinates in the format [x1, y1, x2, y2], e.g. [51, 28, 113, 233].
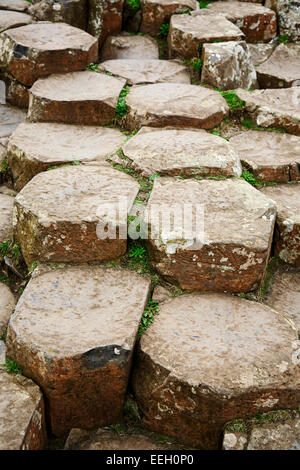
[206, 1, 277, 43]
[248, 43, 276, 66]
[140, 0, 199, 36]
[101, 33, 159, 60]
[131, 293, 299, 449]
[28, 0, 88, 31]
[0, 283, 15, 337]
[28, 71, 126, 125]
[13, 164, 139, 267]
[168, 13, 244, 59]
[142, 177, 276, 292]
[88, 0, 123, 46]
[8, 122, 125, 191]
[98, 59, 190, 85]
[0, 370, 46, 450]
[0, 193, 14, 244]
[261, 184, 300, 266]
[0, 104, 26, 145]
[0, 10, 32, 32]
[6, 265, 151, 436]
[256, 44, 300, 88]
[0, 0, 29, 12]
[122, 127, 242, 177]
[124, 83, 229, 130]
[201, 41, 257, 91]
[0, 22, 98, 86]
[230, 130, 300, 183]
[237, 87, 300, 136]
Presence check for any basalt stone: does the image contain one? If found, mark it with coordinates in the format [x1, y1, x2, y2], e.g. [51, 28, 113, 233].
[28, 0, 88, 30]
[101, 33, 159, 60]
[0, 72, 29, 108]
[248, 43, 275, 67]
[0, 193, 14, 243]
[0, 104, 25, 145]
[88, 0, 124, 46]
[0, 283, 15, 337]
[0, 1, 29, 12]
[265, 0, 300, 43]
[6, 265, 150, 436]
[256, 44, 300, 88]
[0, 10, 32, 32]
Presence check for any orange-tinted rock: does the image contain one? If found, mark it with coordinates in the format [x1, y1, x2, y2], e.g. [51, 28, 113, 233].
[0, 72, 29, 108]
[88, 0, 123, 46]
[101, 33, 159, 60]
[0, 23, 98, 86]
[28, 0, 88, 30]
[6, 265, 150, 436]
[0, 10, 32, 32]
[256, 44, 300, 88]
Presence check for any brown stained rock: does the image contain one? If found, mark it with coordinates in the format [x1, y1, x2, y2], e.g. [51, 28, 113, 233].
[0, 283, 15, 337]
[124, 84, 229, 130]
[142, 178, 276, 292]
[248, 43, 275, 67]
[122, 127, 242, 177]
[131, 293, 299, 449]
[0, 23, 98, 87]
[28, 0, 88, 30]
[265, 0, 300, 43]
[140, 0, 198, 36]
[0, 104, 26, 145]
[206, 1, 277, 43]
[98, 59, 190, 85]
[8, 122, 125, 191]
[88, 0, 123, 46]
[201, 41, 257, 91]
[0, 193, 14, 243]
[261, 184, 300, 267]
[168, 13, 244, 60]
[256, 44, 300, 89]
[6, 265, 151, 436]
[265, 271, 300, 335]
[0, 1, 29, 12]
[28, 71, 126, 125]
[0, 10, 32, 32]
[0, 71, 29, 108]
[230, 130, 300, 183]
[0, 370, 46, 449]
[101, 33, 159, 60]
[236, 87, 300, 136]
[13, 164, 139, 267]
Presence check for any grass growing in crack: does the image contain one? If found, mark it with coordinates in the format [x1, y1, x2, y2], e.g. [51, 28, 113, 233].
[3, 359, 23, 375]
[127, 0, 141, 11]
[259, 256, 278, 296]
[220, 91, 245, 110]
[278, 35, 288, 44]
[0, 241, 22, 259]
[86, 63, 99, 71]
[106, 423, 126, 435]
[241, 170, 277, 188]
[47, 161, 81, 171]
[138, 299, 159, 339]
[199, 0, 210, 8]
[241, 119, 287, 134]
[159, 23, 170, 38]
[116, 86, 131, 118]
[1, 159, 8, 175]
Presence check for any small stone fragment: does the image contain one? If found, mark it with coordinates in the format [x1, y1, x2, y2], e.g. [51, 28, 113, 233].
[101, 33, 159, 60]
[151, 285, 171, 303]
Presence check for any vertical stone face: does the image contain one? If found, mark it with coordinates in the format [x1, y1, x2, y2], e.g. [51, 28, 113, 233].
[88, 0, 124, 46]
[6, 265, 151, 436]
[0, 283, 15, 337]
[28, 0, 88, 30]
[0, 193, 14, 243]
[265, 0, 300, 42]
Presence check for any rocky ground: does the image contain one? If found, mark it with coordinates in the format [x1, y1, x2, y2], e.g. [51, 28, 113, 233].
[0, 0, 299, 451]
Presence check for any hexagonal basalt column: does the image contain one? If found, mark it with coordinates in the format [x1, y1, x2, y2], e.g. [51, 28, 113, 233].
[28, 0, 88, 31]
[132, 293, 300, 449]
[142, 178, 276, 292]
[101, 33, 159, 60]
[6, 265, 151, 436]
[256, 44, 300, 89]
[13, 164, 139, 267]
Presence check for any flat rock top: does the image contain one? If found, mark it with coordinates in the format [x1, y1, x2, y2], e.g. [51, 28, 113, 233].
[247, 418, 300, 450]
[0, 0, 29, 11]
[0, 371, 42, 450]
[140, 293, 298, 393]
[98, 59, 190, 85]
[10, 266, 150, 357]
[207, 1, 274, 17]
[144, 0, 197, 6]
[256, 44, 300, 83]
[0, 10, 31, 31]
[0, 193, 14, 242]
[237, 87, 300, 117]
[265, 271, 300, 333]
[8, 122, 125, 164]
[122, 127, 241, 176]
[0, 104, 26, 143]
[170, 13, 244, 40]
[30, 71, 126, 102]
[230, 130, 300, 166]
[145, 177, 276, 250]
[15, 164, 139, 223]
[101, 34, 159, 60]
[3, 22, 97, 50]
[0, 283, 15, 331]
[126, 83, 228, 118]
[260, 184, 300, 224]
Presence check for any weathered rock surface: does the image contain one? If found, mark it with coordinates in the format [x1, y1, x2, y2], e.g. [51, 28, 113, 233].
[168, 13, 244, 59]
[0, 23, 98, 86]
[201, 41, 257, 91]
[142, 178, 276, 292]
[140, 0, 198, 36]
[0, 71, 29, 108]
[0, 370, 46, 450]
[207, 1, 277, 43]
[0, 10, 32, 32]
[261, 184, 300, 266]
[101, 33, 159, 60]
[6, 265, 150, 436]
[28, 71, 126, 125]
[132, 293, 299, 449]
[28, 0, 87, 30]
[230, 130, 300, 183]
[8, 122, 125, 191]
[0, 283, 15, 337]
[248, 43, 275, 67]
[256, 44, 300, 88]
[237, 88, 300, 136]
[0, 0, 29, 12]
[98, 59, 190, 85]
[122, 127, 242, 177]
[265, 271, 300, 334]
[124, 83, 229, 130]
[13, 164, 139, 267]
[0, 193, 14, 243]
[265, 0, 300, 42]
[0, 104, 25, 145]
[88, 0, 123, 46]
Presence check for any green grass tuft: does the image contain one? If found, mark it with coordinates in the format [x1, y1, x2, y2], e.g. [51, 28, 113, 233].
[138, 299, 159, 339]
[220, 91, 245, 110]
[159, 23, 170, 38]
[3, 359, 23, 375]
[116, 86, 131, 118]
